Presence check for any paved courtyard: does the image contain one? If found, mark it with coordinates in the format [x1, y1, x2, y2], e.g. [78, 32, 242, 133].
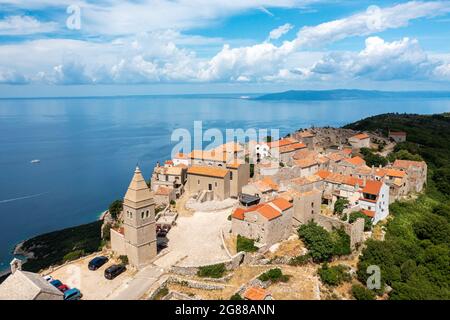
[154, 208, 233, 268]
[48, 255, 133, 300]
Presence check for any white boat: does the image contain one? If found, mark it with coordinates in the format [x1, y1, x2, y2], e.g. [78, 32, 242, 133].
[30, 159, 41, 164]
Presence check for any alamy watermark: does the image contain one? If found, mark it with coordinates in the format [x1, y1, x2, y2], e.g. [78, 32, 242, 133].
[66, 5, 81, 30]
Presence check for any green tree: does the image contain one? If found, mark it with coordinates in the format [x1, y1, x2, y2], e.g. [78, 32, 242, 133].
[334, 199, 349, 216]
[109, 200, 123, 220]
[236, 235, 258, 252]
[318, 263, 351, 286]
[298, 222, 334, 262]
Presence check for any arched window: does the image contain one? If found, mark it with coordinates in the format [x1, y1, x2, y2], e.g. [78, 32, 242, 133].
[141, 212, 144, 219]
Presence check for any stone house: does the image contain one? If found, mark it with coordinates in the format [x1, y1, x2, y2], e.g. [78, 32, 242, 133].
[293, 157, 319, 177]
[389, 131, 407, 143]
[335, 156, 366, 175]
[151, 163, 187, 198]
[244, 287, 272, 300]
[110, 166, 157, 268]
[232, 197, 293, 246]
[348, 133, 370, 149]
[392, 159, 427, 193]
[0, 260, 63, 300]
[316, 170, 364, 207]
[227, 161, 250, 198]
[186, 165, 231, 200]
[154, 185, 177, 205]
[358, 180, 390, 224]
[242, 177, 279, 201]
[291, 189, 322, 227]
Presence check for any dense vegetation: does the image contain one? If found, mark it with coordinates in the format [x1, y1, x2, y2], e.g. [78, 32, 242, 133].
[318, 263, 351, 286]
[108, 199, 123, 220]
[236, 235, 258, 252]
[345, 113, 450, 300]
[197, 263, 226, 278]
[360, 147, 388, 167]
[258, 268, 290, 283]
[298, 222, 351, 262]
[352, 284, 376, 300]
[349, 211, 373, 231]
[21, 221, 103, 272]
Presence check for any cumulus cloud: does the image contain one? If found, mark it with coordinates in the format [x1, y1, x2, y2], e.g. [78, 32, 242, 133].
[0, 15, 58, 35]
[310, 37, 439, 81]
[268, 23, 293, 40]
[1, 1, 450, 85]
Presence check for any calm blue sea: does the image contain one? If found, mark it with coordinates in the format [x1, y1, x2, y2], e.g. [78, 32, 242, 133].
[1, 95, 450, 272]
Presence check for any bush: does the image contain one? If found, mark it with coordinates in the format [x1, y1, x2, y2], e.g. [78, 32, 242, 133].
[258, 268, 290, 283]
[102, 223, 112, 241]
[298, 222, 334, 262]
[289, 254, 310, 266]
[109, 200, 123, 220]
[119, 255, 129, 265]
[230, 293, 243, 300]
[318, 263, 351, 286]
[331, 229, 351, 256]
[360, 148, 388, 167]
[349, 211, 373, 231]
[170, 200, 176, 206]
[236, 235, 258, 252]
[153, 287, 169, 300]
[197, 263, 226, 278]
[352, 284, 376, 300]
[333, 199, 349, 216]
[63, 249, 85, 263]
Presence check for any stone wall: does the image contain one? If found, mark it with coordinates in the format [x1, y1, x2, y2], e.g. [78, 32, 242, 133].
[313, 214, 365, 249]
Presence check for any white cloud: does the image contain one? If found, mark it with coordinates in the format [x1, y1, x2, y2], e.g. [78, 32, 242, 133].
[1, 1, 450, 85]
[0, 15, 58, 35]
[268, 23, 293, 41]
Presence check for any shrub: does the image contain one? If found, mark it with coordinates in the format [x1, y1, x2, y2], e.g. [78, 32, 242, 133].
[352, 284, 376, 300]
[170, 200, 176, 206]
[102, 223, 111, 241]
[119, 255, 129, 265]
[258, 268, 290, 283]
[289, 254, 310, 266]
[197, 263, 226, 278]
[153, 287, 169, 300]
[318, 263, 351, 286]
[236, 235, 258, 252]
[349, 211, 373, 231]
[230, 293, 243, 300]
[63, 249, 85, 263]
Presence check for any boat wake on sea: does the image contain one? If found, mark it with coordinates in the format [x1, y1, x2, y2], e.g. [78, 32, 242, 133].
[0, 192, 49, 204]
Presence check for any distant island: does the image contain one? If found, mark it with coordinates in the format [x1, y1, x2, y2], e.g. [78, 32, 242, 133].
[254, 89, 450, 101]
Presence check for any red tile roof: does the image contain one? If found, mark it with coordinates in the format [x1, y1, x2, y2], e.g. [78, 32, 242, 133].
[362, 180, 382, 196]
[232, 197, 292, 221]
[187, 166, 229, 178]
[351, 133, 370, 140]
[244, 287, 268, 300]
[362, 209, 375, 218]
[270, 197, 293, 211]
[393, 159, 426, 169]
[343, 156, 366, 166]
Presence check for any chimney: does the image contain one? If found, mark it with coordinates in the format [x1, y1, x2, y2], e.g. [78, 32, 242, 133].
[10, 258, 22, 274]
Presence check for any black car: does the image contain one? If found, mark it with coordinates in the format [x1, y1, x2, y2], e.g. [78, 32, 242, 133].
[104, 264, 126, 280]
[88, 256, 109, 271]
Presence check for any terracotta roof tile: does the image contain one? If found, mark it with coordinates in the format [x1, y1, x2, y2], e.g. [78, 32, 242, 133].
[244, 287, 268, 300]
[361, 209, 375, 218]
[351, 133, 370, 140]
[187, 166, 229, 178]
[362, 180, 382, 195]
[393, 159, 426, 169]
[343, 156, 366, 166]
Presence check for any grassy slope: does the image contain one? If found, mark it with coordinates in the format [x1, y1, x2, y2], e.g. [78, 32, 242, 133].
[345, 113, 450, 300]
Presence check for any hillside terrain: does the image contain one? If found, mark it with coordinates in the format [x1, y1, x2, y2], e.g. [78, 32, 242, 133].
[345, 113, 450, 299]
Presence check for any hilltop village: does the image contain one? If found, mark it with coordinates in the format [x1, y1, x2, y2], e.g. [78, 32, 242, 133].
[0, 127, 428, 300]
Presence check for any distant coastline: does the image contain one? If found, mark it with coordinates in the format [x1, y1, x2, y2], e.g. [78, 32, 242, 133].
[254, 89, 450, 101]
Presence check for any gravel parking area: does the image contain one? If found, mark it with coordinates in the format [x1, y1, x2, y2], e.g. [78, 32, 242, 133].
[154, 208, 232, 268]
[48, 255, 133, 300]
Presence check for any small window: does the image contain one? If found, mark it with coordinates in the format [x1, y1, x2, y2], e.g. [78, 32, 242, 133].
[141, 212, 144, 219]
[230, 171, 233, 180]
[130, 212, 133, 218]
[146, 210, 149, 218]
[215, 182, 218, 187]
[198, 179, 200, 184]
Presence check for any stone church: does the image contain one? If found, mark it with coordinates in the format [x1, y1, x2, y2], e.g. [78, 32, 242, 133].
[110, 166, 157, 268]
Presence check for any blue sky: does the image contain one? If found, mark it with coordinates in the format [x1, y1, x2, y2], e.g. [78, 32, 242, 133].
[1, 0, 450, 97]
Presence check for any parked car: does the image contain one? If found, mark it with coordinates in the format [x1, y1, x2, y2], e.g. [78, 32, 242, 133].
[58, 284, 70, 293]
[88, 256, 109, 271]
[64, 288, 82, 300]
[50, 279, 63, 288]
[43, 275, 53, 282]
[104, 264, 126, 280]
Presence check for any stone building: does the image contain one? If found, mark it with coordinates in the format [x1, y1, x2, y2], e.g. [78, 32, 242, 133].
[291, 189, 322, 227]
[389, 131, 407, 143]
[392, 159, 427, 193]
[186, 166, 231, 200]
[110, 166, 157, 269]
[227, 161, 250, 198]
[334, 156, 366, 175]
[348, 133, 370, 149]
[0, 259, 63, 300]
[232, 197, 293, 246]
[151, 162, 187, 199]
